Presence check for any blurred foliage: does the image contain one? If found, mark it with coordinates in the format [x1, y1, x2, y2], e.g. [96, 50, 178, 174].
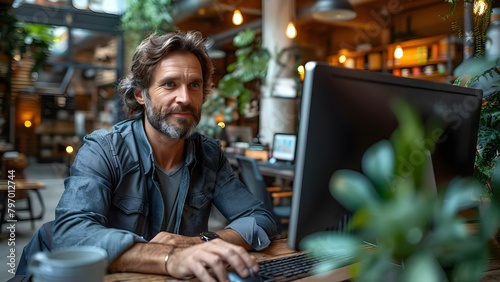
[212, 28, 301, 134]
[454, 65, 500, 196]
[198, 29, 270, 138]
[197, 89, 228, 138]
[217, 28, 270, 116]
[121, 0, 176, 52]
[0, 11, 54, 72]
[475, 90, 500, 196]
[302, 100, 500, 282]
[443, 0, 494, 56]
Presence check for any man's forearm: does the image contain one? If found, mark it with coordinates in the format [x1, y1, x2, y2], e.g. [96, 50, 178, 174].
[109, 230, 251, 275]
[108, 242, 172, 275]
[217, 229, 252, 250]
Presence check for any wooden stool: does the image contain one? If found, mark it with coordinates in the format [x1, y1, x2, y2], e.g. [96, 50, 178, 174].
[2, 152, 27, 179]
[0, 179, 45, 230]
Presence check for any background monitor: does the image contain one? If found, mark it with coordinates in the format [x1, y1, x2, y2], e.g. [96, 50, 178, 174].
[288, 62, 483, 251]
[271, 133, 297, 163]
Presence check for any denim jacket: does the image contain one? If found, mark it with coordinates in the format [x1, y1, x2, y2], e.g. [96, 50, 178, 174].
[53, 119, 277, 263]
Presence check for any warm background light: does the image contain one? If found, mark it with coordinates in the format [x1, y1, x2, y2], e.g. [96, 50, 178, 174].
[24, 120, 32, 128]
[66, 145, 74, 154]
[232, 9, 243, 25]
[474, 0, 488, 15]
[338, 55, 347, 64]
[394, 46, 404, 59]
[286, 22, 297, 39]
[297, 65, 305, 80]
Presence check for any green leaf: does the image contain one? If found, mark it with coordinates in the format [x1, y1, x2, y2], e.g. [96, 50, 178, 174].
[356, 251, 398, 282]
[402, 253, 443, 282]
[233, 28, 255, 47]
[442, 178, 481, 217]
[330, 170, 379, 211]
[301, 232, 360, 272]
[491, 158, 500, 203]
[361, 140, 395, 198]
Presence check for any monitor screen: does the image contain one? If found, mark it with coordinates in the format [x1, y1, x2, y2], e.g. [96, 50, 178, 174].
[271, 133, 297, 163]
[288, 62, 483, 251]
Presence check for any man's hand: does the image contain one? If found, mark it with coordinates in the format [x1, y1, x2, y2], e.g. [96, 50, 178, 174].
[109, 230, 256, 281]
[166, 239, 259, 282]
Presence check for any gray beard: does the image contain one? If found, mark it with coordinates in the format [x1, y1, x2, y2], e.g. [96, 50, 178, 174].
[144, 97, 200, 140]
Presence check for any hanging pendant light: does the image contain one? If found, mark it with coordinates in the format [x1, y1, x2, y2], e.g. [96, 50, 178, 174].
[232, 9, 243, 25]
[285, 0, 297, 39]
[311, 0, 357, 22]
[286, 22, 297, 39]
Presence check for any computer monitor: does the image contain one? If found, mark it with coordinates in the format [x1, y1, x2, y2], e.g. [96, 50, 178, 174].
[288, 62, 483, 251]
[271, 133, 297, 163]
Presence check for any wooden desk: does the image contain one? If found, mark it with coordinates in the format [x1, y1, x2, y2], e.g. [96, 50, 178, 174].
[227, 153, 295, 182]
[104, 239, 351, 282]
[258, 164, 294, 182]
[104, 237, 500, 282]
[482, 239, 500, 281]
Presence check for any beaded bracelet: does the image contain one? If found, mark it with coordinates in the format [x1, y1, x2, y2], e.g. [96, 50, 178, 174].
[164, 247, 176, 275]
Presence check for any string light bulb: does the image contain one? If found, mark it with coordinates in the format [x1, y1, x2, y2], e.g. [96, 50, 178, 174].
[232, 9, 243, 25]
[474, 0, 488, 15]
[394, 45, 404, 59]
[286, 21, 297, 39]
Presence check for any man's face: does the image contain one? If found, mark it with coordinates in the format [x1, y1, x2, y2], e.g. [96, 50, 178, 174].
[141, 52, 204, 139]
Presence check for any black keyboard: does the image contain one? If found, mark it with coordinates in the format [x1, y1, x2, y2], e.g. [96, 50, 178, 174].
[257, 252, 350, 282]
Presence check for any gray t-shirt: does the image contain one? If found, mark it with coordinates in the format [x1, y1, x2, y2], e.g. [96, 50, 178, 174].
[155, 163, 183, 232]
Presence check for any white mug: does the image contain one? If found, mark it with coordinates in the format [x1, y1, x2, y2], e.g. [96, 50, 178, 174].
[28, 246, 108, 282]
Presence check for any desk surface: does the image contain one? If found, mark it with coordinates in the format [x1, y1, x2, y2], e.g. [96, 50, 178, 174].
[103, 239, 295, 282]
[226, 153, 295, 182]
[0, 179, 45, 191]
[104, 239, 350, 282]
[257, 163, 294, 181]
[104, 238, 500, 282]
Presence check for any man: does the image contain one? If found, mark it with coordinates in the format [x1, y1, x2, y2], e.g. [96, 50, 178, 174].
[52, 31, 277, 281]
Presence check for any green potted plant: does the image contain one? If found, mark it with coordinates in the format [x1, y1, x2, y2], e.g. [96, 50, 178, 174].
[301, 100, 500, 281]
[205, 28, 301, 135]
[217, 28, 270, 118]
[196, 29, 270, 138]
[457, 67, 500, 198]
[0, 10, 54, 72]
[444, 0, 500, 199]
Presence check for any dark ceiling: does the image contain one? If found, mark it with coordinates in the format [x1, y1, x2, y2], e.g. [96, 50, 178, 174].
[174, 0, 449, 50]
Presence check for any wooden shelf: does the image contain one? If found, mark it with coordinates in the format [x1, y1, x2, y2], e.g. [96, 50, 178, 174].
[387, 58, 449, 70]
[333, 34, 459, 83]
